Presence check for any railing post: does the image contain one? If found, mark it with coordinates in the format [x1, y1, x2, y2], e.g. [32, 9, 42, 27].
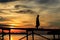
[26, 30, 28, 40]
[2, 28, 4, 40]
[32, 30, 34, 40]
[53, 34, 55, 40]
[58, 35, 60, 39]
[9, 28, 11, 40]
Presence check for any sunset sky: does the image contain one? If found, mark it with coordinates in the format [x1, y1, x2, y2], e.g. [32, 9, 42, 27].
[0, 0, 60, 29]
[0, 0, 60, 40]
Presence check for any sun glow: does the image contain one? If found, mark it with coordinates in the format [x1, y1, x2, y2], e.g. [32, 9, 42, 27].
[8, 24, 16, 28]
[11, 37, 13, 40]
[9, 24, 16, 26]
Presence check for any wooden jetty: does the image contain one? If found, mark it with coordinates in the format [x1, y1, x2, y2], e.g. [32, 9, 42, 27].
[0, 28, 60, 40]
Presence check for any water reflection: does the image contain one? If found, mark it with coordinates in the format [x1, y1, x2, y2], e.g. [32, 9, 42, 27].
[4, 35, 9, 40]
[4, 34, 26, 40]
[3, 34, 55, 40]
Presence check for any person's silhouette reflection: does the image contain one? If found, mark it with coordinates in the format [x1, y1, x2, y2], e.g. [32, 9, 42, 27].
[36, 15, 40, 29]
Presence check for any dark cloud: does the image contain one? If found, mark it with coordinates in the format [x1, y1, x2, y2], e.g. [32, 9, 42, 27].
[0, 0, 16, 3]
[15, 9, 37, 14]
[0, 11, 4, 13]
[0, 16, 9, 21]
[36, 0, 49, 4]
[50, 8, 60, 13]
[49, 21, 60, 27]
[35, 0, 58, 4]
[15, 5, 32, 8]
[0, 10, 7, 14]
[0, 24, 10, 28]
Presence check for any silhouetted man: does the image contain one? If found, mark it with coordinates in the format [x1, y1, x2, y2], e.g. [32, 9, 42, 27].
[36, 15, 40, 29]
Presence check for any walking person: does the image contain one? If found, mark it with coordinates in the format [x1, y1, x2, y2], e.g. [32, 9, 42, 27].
[36, 15, 40, 29]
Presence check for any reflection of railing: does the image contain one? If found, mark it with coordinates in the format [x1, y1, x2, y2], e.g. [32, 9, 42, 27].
[0, 28, 60, 40]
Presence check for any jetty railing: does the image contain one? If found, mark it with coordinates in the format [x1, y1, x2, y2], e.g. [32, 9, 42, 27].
[0, 28, 60, 40]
